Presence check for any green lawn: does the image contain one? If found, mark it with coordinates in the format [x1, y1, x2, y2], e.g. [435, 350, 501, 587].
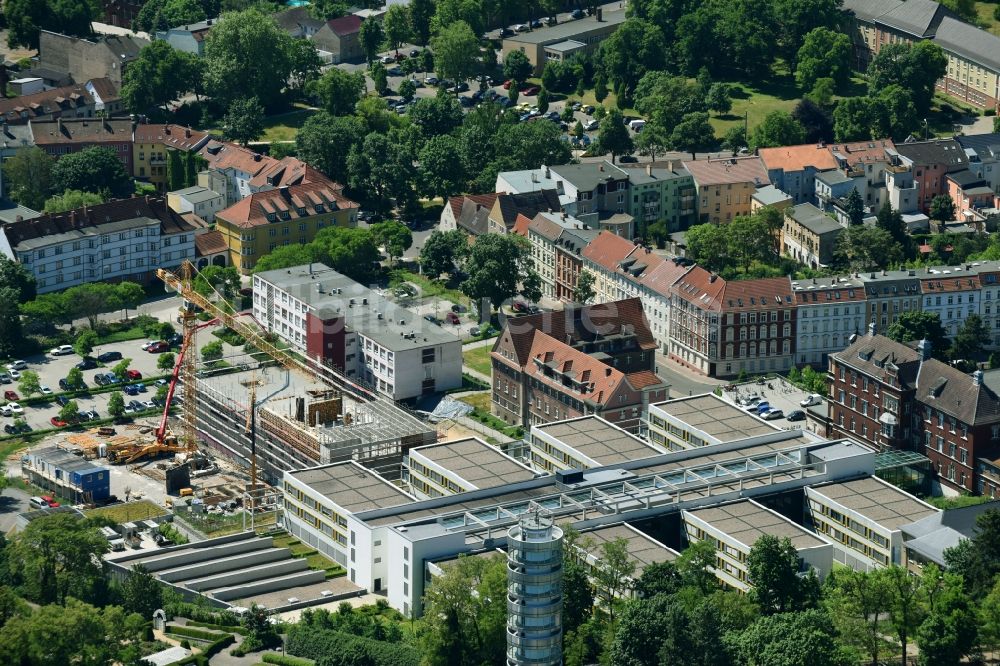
[458, 391, 491, 413]
[392, 270, 470, 307]
[260, 109, 316, 143]
[975, 1, 1000, 36]
[85, 500, 167, 523]
[462, 346, 492, 376]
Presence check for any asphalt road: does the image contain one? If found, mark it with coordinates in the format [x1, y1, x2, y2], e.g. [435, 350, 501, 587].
[0, 486, 28, 533]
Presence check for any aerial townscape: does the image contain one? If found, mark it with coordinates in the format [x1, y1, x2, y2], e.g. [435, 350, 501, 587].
[5, 0, 1000, 664]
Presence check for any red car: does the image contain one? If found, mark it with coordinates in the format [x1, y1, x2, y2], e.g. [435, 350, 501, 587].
[40, 495, 60, 508]
[126, 369, 142, 380]
[512, 301, 527, 313]
[502, 79, 513, 89]
[147, 341, 169, 353]
[446, 312, 460, 324]
[522, 85, 540, 96]
[4, 390, 17, 400]
[50, 416, 68, 428]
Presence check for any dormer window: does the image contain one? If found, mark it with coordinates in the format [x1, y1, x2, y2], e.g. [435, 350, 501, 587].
[315, 204, 325, 213]
[297, 207, 306, 216]
[266, 213, 276, 222]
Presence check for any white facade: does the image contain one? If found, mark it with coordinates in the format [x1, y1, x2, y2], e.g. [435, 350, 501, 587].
[168, 186, 225, 222]
[919, 269, 981, 338]
[793, 279, 867, 366]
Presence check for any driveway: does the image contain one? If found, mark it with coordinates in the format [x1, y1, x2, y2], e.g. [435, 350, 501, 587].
[0, 486, 29, 533]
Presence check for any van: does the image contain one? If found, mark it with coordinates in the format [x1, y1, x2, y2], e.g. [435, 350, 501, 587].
[628, 119, 646, 132]
[29, 496, 45, 509]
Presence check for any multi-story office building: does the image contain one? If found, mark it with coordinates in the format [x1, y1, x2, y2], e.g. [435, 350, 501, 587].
[528, 416, 666, 472]
[2, 196, 196, 293]
[793, 276, 867, 367]
[683, 499, 834, 591]
[404, 438, 537, 499]
[252, 263, 462, 401]
[805, 476, 938, 570]
[646, 394, 790, 452]
[500, 8, 626, 75]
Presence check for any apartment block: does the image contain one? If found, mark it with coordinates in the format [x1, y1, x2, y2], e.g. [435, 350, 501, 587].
[682, 156, 769, 224]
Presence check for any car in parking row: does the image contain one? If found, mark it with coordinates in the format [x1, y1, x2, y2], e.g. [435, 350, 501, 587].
[50, 344, 74, 356]
[98, 351, 123, 363]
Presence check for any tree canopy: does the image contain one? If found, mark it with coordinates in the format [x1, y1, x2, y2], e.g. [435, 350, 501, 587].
[51, 147, 133, 199]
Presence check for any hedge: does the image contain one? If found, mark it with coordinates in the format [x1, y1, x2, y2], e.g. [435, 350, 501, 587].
[184, 619, 247, 635]
[166, 624, 229, 641]
[168, 633, 236, 665]
[262, 653, 315, 666]
[285, 627, 419, 666]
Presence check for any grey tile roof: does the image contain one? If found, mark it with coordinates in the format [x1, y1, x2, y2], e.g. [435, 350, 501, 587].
[788, 202, 844, 236]
[933, 16, 1000, 72]
[841, 0, 903, 23]
[832, 333, 922, 389]
[895, 139, 969, 170]
[876, 0, 950, 37]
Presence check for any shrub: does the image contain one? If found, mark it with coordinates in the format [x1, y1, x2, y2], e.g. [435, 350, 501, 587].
[166, 624, 228, 641]
[285, 626, 418, 666]
[263, 654, 315, 666]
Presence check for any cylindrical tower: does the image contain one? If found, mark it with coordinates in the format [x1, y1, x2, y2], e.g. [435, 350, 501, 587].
[506, 510, 563, 666]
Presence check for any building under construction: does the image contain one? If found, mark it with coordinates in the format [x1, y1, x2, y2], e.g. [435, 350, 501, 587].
[194, 359, 437, 485]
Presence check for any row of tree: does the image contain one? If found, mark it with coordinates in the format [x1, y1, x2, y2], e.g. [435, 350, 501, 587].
[4, 146, 133, 212]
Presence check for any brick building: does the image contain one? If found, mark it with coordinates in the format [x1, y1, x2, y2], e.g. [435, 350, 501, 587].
[490, 299, 667, 432]
[31, 117, 135, 173]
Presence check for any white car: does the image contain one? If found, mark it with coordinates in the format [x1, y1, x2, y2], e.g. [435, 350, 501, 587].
[6, 360, 26, 371]
[50, 345, 73, 356]
[140, 340, 158, 350]
[381, 54, 395, 64]
[762, 408, 784, 421]
[513, 23, 528, 32]
[39, 385, 52, 395]
[8, 369, 20, 380]
[141, 400, 156, 410]
[6, 402, 23, 415]
[584, 119, 599, 131]
[800, 393, 824, 407]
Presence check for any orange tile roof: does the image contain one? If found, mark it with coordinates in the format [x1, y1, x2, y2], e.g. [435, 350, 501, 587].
[216, 182, 357, 229]
[511, 213, 532, 236]
[682, 156, 769, 187]
[582, 230, 637, 272]
[670, 266, 727, 311]
[523, 330, 627, 407]
[758, 143, 839, 173]
[827, 139, 896, 165]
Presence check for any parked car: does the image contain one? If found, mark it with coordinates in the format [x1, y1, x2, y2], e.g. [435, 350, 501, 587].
[7, 360, 26, 371]
[762, 408, 785, 420]
[6, 402, 22, 414]
[502, 79, 514, 89]
[530, 19, 543, 28]
[7, 370, 19, 380]
[49, 416, 68, 428]
[570, 8, 585, 18]
[58, 377, 85, 391]
[582, 105, 595, 114]
[4, 390, 17, 401]
[141, 400, 156, 410]
[499, 27, 514, 37]
[124, 385, 141, 396]
[154, 379, 170, 388]
[446, 312, 460, 324]
[786, 410, 806, 422]
[522, 85, 540, 96]
[126, 369, 142, 380]
[50, 344, 74, 356]
[55, 395, 70, 406]
[380, 54, 395, 64]
[571, 101, 582, 111]
[3, 423, 29, 434]
[94, 373, 108, 386]
[741, 395, 761, 407]
[424, 75, 439, 85]
[800, 393, 824, 407]
[140, 340, 158, 351]
[448, 81, 468, 93]
[619, 155, 638, 163]
[76, 358, 98, 370]
[0, 373, 9, 384]
[452, 304, 468, 313]
[755, 402, 771, 415]
[97, 351, 123, 363]
[147, 341, 169, 353]
[84, 409, 99, 420]
[168, 333, 184, 346]
[423, 314, 441, 325]
[527, 305, 541, 314]
[584, 119, 599, 131]
[40, 495, 60, 508]
[39, 385, 52, 395]
[387, 66, 402, 76]
[513, 23, 528, 32]
[409, 48, 419, 57]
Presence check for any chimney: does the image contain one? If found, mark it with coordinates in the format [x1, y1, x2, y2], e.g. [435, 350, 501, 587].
[709, 273, 718, 283]
[545, 165, 550, 179]
[14, 215, 22, 223]
[974, 369, 984, 386]
[868, 320, 876, 337]
[163, 124, 170, 134]
[917, 338, 931, 361]
[599, 164, 604, 172]
[56, 117, 62, 134]
[646, 163, 652, 177]
[185, 127, 191, 138]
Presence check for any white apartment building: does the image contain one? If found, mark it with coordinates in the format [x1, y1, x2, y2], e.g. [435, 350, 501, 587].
[805, 476, 938, 570]
[683, 498, 834, 592]
[793, 277, 867, 366]
[4, 196, 196, 293]
[919, 267, 981, 337]
[253, 264, 462, 401]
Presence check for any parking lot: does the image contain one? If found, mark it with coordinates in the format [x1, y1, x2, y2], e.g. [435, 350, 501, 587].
[718, 377, 826, 429]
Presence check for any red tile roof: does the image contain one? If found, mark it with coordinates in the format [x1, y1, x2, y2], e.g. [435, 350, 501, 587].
[582, 230, 637, 272]
[639, 258, 692, 298]
[31, 118, 132, 145]
[195, 230, 228, 256]
[720, 277, 793, 311]
[327, 15, 361, 35]
[511, 213, 532, 237]
[827, 139, 896, 166]
[0, 80, 109, 123]
[216, 181, 357, 229]
[624, 369, 664, 390]
[758, 143, 839, 173]
[447, 193, 497, 220]
[670, 266, 727, 311]
[134, 123, 209, 151]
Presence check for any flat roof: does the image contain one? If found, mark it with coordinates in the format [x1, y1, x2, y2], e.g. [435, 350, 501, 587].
[532, 416, 664, 465]
[410, 438, 536, 489]
[503, 9, 626, 45]
[545, 39, 586, 52]
[580, 522, 677, 575]
[289, 461, 415, 513]
[652, 394, 778, 441]
[686, 499, 826, 550]
[808, 476, 937, 530]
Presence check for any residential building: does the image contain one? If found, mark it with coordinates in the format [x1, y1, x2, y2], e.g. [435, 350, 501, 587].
[859, 269, 922, 330]
[528, 415, 666, 472]
[553, 225, 598, 303]
[580, 230, 638, 305]
[683, 499, 834, 591]
[252, 263, 462, 400]
[404, 437, 536, 499]
[805, 476, 938, 570]
[312, 15, 363, 64]
[620, 162, 696, 233]
[31, 117, 134, 172]
[490, 299, 667, 432]
[901, 500, 1000, 570]
[0, 78, 120, 125]
[2, 196, 196, 293]
[891, 139, 970, 212]
[827, 139, 896, 212]
[486, 189, 563, 234]
[518, 213, 599, 302]
[751, 185, 794, 213]
[154, 18, 215, 56]
[36, 30, 148, 87]
[781, 202, 845, 268]
[814, 168, 863, 211]
[956, 133, 1000, 193]
[636, 258, 692, 354]
[944, 170, 999, 228]
[21, 446, 111, 503]
[682, 156, 770, 223]
[539, 162, 633, 237]
[918, 266, 980, 336]
[500, 8, 626, 75]
[133, 123, 210, 190]
[758, 143, 839, 205]
[668, 266, 727, 376]
[167, 185, 225, 223]
[193, 230, 228, 269]
[198, 140, 329, 205]
[793, 275, 867, 367]
[522, 213, 566, 300]
[840, 0, 902, 67]
[215, 181, 357, 273]
[646, 393, 786, 452]
[272, 5, 325, 37]
[438, 193, 498, 234]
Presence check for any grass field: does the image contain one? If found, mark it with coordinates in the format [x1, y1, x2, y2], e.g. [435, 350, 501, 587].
[272, 534, 345, 575]
[975, 1, 1000, 36]
[260, 108, 315, 143]
[458, 391, 491, 412]
[392, 270, 469, 307]
[462, 346, 492, 376]
[85, 499, 166, 523]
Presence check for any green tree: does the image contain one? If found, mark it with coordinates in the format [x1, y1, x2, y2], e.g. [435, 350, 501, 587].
[950, 314, 989, 361]
[633, 560, 682, 599]
[722, 125, 748, 155]
[885, 311, 948, 357]
[203, 9, 296, 109]
[6, 0, 93, 49]
[370, 220, 413, 265]
[57, 399, 78, 423]
[685, 223, 730, 273]
[0, 293, 23, 359]
[573, 270, 596, 304]
[728, 214, 774, 273]
[347, 131, 417, 215]
[867, 41, 948, 116]
[398, 78, 417, 101]
[945, 509, 1000, 599]
[669, 111, 717, 159]
[74, 330, 99, 358]
[409, 0, 433, 45]
[419, 134, 467, 200]
[193, 265, 241, 300]
[844, 188, 865, 226]
[0, 255, 36, 304]
[562, 558, 593, 635]
[116, 281, 146, 320]
[461, 233, 541, 315]
[314, 227, 383, 283]
[825, 568, 891, 666]
[371, 61, 389, 96]
[42, 189, 104, 214]
[730, 609, 851, 666]
[747, 534, 818, 615]
[503, 50, 532, 84]
[592, 537, 635, 620]
[875, 201, 911, 256]
[108, 391, 126, 419]
[835, 224, 900, 272]
[409, 91, 464, 137]
[296, 113, 366, 185]
[17, 370, 40, 397]
[608, 594, 681, 666]
[311, 68, 366, 116]
[930, 194, 956, 224]
[881, 566, 925, 666]
[252, 244, 316, 274]
[596, 108, 634, 163]
[201, 340, 224, 362]
[158, 351, 177, 372]
[123, 41, 203, 114]
[750, 111, 806, 151]
[3, 146, 54, 211]
[705, 82, 732, 115]
[10, 512, 109, 605]
[307, 0, 347, 20]
[0, 599, 129, 665]
[597, 18, 667, 104]
[795, 27, 852, 91]
[111, 358, 132, 380]
[430, 20, 481, 85]
[63, 367, 85, 391]
[223, 96, 265, 147]
[358, 16, 384, 63]
[634, 120, 669, 163]
[419, 229, 467, 279]
[51, 146, 132, 198]
[383, 4, 410, 54]
[772, 0, 843, 70]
